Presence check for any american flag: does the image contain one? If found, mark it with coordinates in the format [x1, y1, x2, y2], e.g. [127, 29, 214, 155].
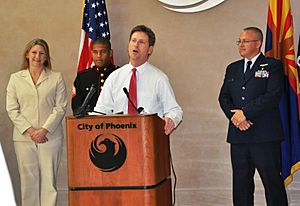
[77, 0, 110, 73]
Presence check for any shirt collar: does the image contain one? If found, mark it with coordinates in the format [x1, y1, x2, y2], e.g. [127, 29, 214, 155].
[129, 61, 148, 74]
[244, 52, 261, 65]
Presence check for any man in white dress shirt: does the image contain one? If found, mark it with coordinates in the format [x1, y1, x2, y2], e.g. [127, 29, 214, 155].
[94, 25, 183, 135]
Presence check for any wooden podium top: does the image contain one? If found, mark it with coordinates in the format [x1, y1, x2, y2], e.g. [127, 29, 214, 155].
[66, 113, 157, 119]
[66, 114, 171, 189]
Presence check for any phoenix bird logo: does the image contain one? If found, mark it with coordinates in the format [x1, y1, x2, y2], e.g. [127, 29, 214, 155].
[89, 134, 127, 172]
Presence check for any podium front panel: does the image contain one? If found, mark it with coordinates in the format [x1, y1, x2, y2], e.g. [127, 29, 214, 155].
[66, 114, 171, 188]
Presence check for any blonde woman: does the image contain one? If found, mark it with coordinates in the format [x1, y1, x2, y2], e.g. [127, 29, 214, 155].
[6, 38, 67, 206]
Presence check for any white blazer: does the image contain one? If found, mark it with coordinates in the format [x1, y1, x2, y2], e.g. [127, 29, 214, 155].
[6, 69, 67, 141]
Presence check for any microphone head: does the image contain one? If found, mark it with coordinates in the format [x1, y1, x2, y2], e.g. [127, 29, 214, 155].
[123, 87, 129, 95]
[137, 107, 144, 114]
[90, 84, 96, 90]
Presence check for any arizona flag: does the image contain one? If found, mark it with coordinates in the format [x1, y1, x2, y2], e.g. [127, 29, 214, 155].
[265, 0, 300, 185]
[77, 0, 111, 73]
[297, 35, 300, 76]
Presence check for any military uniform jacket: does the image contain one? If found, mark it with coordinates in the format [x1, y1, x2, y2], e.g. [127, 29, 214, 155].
[218, 53, 284, 144]
[72, 63, 118, 113]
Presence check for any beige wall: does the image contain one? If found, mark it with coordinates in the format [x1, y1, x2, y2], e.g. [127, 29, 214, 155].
[1, 0, 300, 205]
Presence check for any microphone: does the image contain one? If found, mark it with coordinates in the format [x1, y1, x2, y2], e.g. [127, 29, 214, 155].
[123, 87, 144, 114]
[74, 84, 97, 118]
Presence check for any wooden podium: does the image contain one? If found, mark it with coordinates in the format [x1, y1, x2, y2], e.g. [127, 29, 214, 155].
[66, 114, 172, 206]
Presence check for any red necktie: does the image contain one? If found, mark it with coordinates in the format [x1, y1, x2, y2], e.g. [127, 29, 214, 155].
[128, 68, 137, 114]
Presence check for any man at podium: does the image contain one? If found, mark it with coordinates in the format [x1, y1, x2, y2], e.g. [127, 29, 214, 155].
[93, 25, 183, 135]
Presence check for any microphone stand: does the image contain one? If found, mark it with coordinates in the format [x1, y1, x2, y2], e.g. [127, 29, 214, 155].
[123, 87, 144, 114]
[74, 84, 96, 118]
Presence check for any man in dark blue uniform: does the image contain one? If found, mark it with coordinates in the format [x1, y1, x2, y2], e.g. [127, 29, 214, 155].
[218, 27, 288, 206]
[72, 38, 118, 114]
